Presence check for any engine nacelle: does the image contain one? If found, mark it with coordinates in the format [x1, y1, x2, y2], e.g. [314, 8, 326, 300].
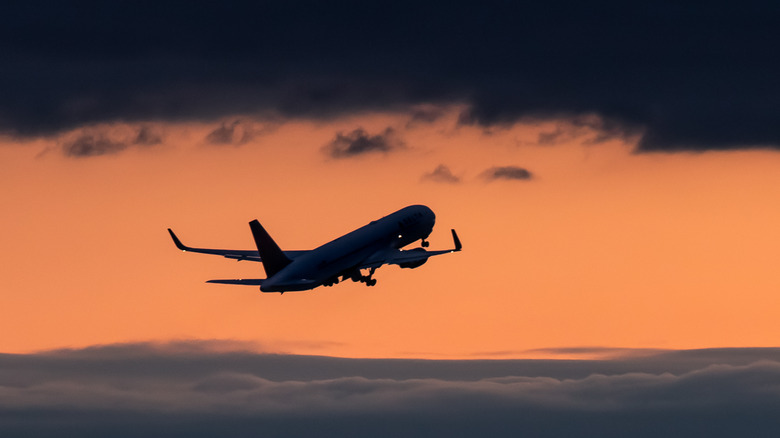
[400, 259, 427, 269]
[399, 249, 428, 269]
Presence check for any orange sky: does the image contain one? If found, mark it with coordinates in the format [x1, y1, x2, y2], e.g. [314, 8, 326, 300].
[2, 108, 780, 358]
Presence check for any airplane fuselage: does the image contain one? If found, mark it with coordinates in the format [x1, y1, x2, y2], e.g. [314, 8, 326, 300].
[260, 205, 435, 292]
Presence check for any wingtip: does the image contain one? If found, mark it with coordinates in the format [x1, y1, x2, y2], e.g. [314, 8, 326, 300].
[168, 228, 186, 251]
[451, 229, 462, 251]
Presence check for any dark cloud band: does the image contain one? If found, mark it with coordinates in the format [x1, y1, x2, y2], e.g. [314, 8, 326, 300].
[2, 1, 779, 152]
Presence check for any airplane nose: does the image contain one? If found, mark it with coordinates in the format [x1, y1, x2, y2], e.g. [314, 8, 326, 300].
[422, 205, 435, 224]
[426, 209, 436, 234]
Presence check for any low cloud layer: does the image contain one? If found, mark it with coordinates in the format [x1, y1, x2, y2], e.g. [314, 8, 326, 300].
[2, 1, 778, 152]
[2, 343, 780, 436]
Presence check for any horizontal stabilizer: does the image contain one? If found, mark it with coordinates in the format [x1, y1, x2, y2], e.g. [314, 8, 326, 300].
[206, 279, 265, 286]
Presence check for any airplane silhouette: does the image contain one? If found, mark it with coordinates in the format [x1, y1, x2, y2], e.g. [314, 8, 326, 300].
[168, 205, 461, 293]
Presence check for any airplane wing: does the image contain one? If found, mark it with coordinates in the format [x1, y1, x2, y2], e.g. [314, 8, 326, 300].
[167, 229, 307, 262]
[206, 279, 265, 285]
[360, 229, 462, 269]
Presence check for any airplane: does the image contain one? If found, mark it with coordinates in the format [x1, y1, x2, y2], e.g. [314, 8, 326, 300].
[167, 204, 461, 293]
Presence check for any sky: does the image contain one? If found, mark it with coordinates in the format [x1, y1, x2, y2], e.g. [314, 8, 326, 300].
[3, 0, 780, 435]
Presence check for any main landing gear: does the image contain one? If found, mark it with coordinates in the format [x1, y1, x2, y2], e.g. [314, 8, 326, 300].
[323, 277, 340, 287]
[421, 239, 430, 247]
[346, 268, 377, 287]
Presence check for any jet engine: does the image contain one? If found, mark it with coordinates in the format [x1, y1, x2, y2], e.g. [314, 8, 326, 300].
[399, 249, 429, 269]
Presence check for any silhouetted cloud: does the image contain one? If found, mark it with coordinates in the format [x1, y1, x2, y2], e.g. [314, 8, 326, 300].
[133, 126, 162, 145]
[537, 127, 568, 145]
[3, 343, 780, 437]
[60, 126, 163, 158]
[204, 120, 258, 146]
[62, 134, 127, 158]
[422, 165, 460, 183]
[482, 166, 533, 181]
[1, 1, 778, 152]
[407, 104, 447, 127]
[324, 128, 403, 158]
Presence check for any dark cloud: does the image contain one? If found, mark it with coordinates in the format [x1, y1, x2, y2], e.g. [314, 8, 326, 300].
[1, 1, 779, 152]
[482, 166, 533, 181]
[133, 126, 162, 145]
[3, 343, 780, 437]
[62, 134, 126, 158]
[422, 165, 461, 184]
[324, 128, 403, 158]
[204, 121, 251, 145]
[531, 116, 637, 146]
[206, 122, 239, 145]
[407, 104, 447, 127]
[526, 346, 665, 359]
[537, 127, 569, 145]
[60, 126, 163, 158]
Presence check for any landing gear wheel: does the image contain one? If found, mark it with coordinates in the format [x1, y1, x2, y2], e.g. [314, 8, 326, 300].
[367, 279, 377, 287]
[421, 239, 430, 247]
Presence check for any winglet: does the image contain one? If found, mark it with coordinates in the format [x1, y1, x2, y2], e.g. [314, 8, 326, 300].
[451, 229, 462, 251]
[249, 220, 292, 277]
[168, 229, 188, 251]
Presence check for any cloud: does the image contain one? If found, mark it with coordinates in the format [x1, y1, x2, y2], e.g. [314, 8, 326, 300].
[533, 116, 637, 146]
[3, 343, 780, 437]
[324, 127, 403, 158]
[407, 104, 447, 127]
[62, 134, 127, 158]
[1, 1, 778, 152]
[482, 166, 533, 181]
[204, 120, 259, 146]
[59, 126, 164, 158]
[133, 126, 162, 145]
[421, 165, 461, 183]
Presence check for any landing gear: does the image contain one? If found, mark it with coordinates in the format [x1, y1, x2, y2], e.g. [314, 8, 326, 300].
[346, 268, 378, 287]
[421, 239, 430, 247]
[363, 267, 377, 287]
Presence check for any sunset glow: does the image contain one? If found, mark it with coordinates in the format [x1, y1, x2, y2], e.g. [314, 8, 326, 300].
[4, 2, 780, 435]
[3, 109, 780, 358]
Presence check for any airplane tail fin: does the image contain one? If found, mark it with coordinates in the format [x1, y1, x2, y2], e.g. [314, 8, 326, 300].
[249, 220, 292, 277]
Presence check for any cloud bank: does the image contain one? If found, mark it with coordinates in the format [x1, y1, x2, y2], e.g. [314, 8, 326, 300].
[2, 1, 779, 152]
[3, 343, 780, 437]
